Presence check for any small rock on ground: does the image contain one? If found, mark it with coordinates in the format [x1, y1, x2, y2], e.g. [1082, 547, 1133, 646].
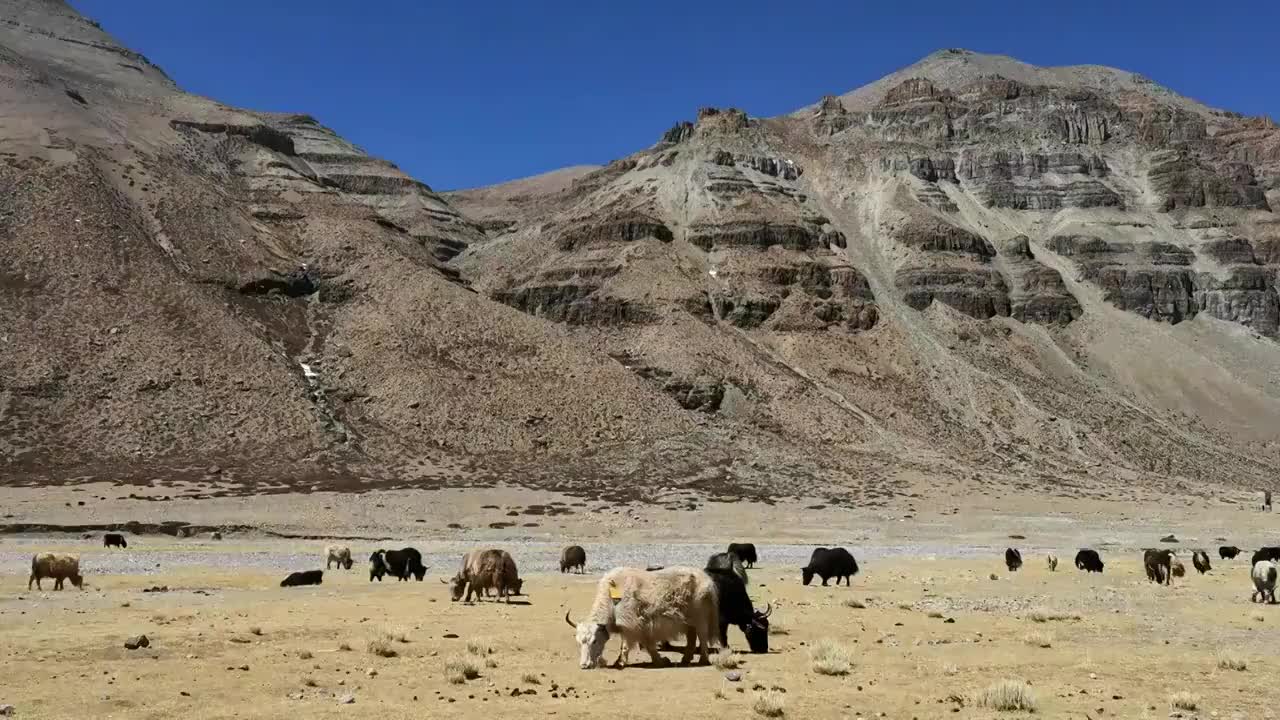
[724, 671, 742, 682]
[338, 694, 355, 705]
[124, 635, 149, 650]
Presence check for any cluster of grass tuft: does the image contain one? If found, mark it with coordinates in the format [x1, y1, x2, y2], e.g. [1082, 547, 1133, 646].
[809, 639, 852, 676]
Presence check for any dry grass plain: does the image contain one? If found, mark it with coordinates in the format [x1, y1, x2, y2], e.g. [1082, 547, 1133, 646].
[1, 544, 1276, 719]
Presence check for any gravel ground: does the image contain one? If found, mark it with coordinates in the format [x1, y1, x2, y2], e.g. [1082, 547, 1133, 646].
[0, 535, 1016, 577]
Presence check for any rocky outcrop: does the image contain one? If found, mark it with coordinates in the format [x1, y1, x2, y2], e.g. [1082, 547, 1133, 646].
[813, 94, 852, 135]
[1147, 150, 1270, 211]
[957, 150, 1121, 210]
[892, 217, 995, 257]
[897, 266, 1011, 319]
[609, 353, 725, 412]
[491, 284, 654, 326]
[1195, 266, 1279, 335]
[1200, 237, 1257, 265]
[759, 262, 874, 300]
[998, 236, 1082, 324]
[696, 107, 750, 135]
[661, 121, 695, 145]
[709, 293, 782, 328]
[1132, 105, 1207, 146]
[882, 78, 946, 106]
[1047, 235, 1198, 324]
[689, 221, 844, 252]
[170, 120, 296, 155]
[553, 213, 673, 251]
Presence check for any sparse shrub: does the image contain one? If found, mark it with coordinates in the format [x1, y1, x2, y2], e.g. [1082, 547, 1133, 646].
[927, 611, 944, 619]
[249, 626, 262, 636]
[712, 648, 741, 670]
[303, 677, 317, 687]
[1216, 650, 1247, 671]
[444, 656, 481, 684]
[977, 679, 1037, 712]
[767, 622, 789, 636]
[942, 663, 959, 676]
[897, 602, 914, 611]
[810, 638, 852, 676]
[1251, 612, 1265, 623]
[1026, 608, 1080, 623]
[842, 598, 865, 609]
[1023, 631, 1053, 648]
[367, 637, 397, 658]
[385, 628, 409, 643]
[465, 639, 492, 655]
[752, 689, 786, 717]
[1169, 691, 1199, 711]
[297, 650, 313, 660]
[521, 673, 540, 685]
[338, 642, 352, 652]
[484, 657, 498, 669]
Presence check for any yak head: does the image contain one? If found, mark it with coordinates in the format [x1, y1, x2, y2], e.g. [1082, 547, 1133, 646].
[69, 573, 84, 590]
[447, 574, 467, 601]
[743, 603, 771, 653]
[565, 611, 609, 669]
[510, 578, 524, 596]
[343, 557, 354, 570]
[801, 566, 816, 586]
[412, 565, 428, 581]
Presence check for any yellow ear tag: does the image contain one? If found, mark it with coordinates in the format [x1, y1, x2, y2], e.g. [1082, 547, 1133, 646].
[608, 582, 622, 601]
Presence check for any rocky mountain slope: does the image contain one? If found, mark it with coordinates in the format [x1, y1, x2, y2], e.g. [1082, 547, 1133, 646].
[3, 3, 1278, 501]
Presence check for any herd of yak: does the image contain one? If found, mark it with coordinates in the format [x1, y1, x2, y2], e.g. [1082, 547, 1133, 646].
[23, 535, 1280, 669]
[1002, 545, 1280, 603]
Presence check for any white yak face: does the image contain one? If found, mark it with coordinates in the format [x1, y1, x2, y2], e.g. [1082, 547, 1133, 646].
[575, 623, 610, 669]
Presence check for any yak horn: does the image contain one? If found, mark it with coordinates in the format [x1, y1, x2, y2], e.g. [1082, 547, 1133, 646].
[564, 611, 577, 628]
[439, 578, 448, 584]
[761, 603, 772, 618]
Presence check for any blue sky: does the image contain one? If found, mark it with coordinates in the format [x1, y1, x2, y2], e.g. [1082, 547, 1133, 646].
[72, 1, 1279, 191]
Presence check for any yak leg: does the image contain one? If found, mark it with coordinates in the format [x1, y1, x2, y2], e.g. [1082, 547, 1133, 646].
[28, 575, 37, 590]
[612, 639, 632, 668]
[54, 577, 62, 590]
[644, 636, 669, 667]
[679, 625, 698, 665]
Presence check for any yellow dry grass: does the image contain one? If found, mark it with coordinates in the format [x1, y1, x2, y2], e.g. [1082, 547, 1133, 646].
[0, 550, 1274, 719]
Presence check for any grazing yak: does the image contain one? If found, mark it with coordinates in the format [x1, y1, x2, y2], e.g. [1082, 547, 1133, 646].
[369, 551, 389, 582]
[1046, 553, 1058, 572]
[448, 549, 518, 602]
[381, 547, 428, 581]
[325, 545, 353, 570]
[1005, 548, 1023, 571]
[1220, 545, 1241, 560]
[1252, 547, 1280, 566]
[1252, 561, 1278, 604]
[727, 542, 758, 568]
[560, 545, 587, 574]
[705, 554, 768, 652]
[707, 551, 748, 584]
[801, 547, 859, 586]
[482, 553, 525, 598]
[1144, 549, 1174, 585]
[1074, 549, 1104, 573]
[1192, 550, 1211, 574]
[280, 569, 323, 587]
[103, 533, 127, 549]
[566, 566, 719, 669]
[29, 553, 84, 590]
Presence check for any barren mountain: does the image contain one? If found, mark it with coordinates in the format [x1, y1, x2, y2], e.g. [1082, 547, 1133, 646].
[3, 3, 1279, 502]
